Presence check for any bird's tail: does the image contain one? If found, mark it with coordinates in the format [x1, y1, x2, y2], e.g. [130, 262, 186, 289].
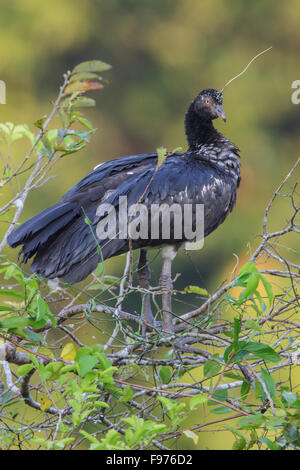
[7, 201, 79, 269]
[7, 201, 125, 283]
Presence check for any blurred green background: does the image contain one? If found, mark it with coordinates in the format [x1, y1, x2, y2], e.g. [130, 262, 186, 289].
[0, 0, 300, 449]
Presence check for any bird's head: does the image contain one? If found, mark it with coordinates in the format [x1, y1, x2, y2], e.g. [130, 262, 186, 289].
[192, 88, 226, 122]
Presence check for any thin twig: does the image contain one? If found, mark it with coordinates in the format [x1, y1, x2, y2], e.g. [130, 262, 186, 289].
[220, 47, 272, 92]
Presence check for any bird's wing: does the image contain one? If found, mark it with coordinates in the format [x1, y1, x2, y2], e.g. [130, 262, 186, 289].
[61, 153, 158, 202]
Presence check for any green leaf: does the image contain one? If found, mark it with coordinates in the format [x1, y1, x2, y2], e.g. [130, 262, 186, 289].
[158, 366, 172, 384]
[80, 430, 101, 445]
[47, 129, 58, 142]
[3, 264, 22, 280]
[16, 364, 34, 376]
[89, 344, 104, 354]
[97, 352, 112, 370]
[76, 352, 98, 377]
[34, 116, 46, 129]
[210, 406, 233, 414]
[59, 364, 76, 375]
[41, 135, 52, 153]
[208, 388, 228, 405]
[44, 362, 64, 380]
[240, 380, 251, 399]
[0, 316, 29, 329]
[223, 344, 234, 363]
[203, 360, 222, 377]
[238, 413, 266, 429]
[224, 425, 245, 440]
[120, 385, 133, 403]
[243, 342, 280, 363]
[0, 123, 12, 135]
[190, 394, 208, 410]
[239, 272, 259, 303]
[0, 290, 24, 299]
[183, 430, 198, 445]
[245, 319, 264, 334]
[171, 146, 183, 154]
[27, 353, 40, 368]
[61, 96, 96, 108]
[223, 372, 244, 380]
[0, 306, 17, 312]
[259, 273, 273, 305]
[254, 378, 263, 399]
[10, 124, 35, 145]
[259, 437, 280, 450]
[69, 72, 102, 82]
[23, 328, 44, 344]
[224, 343, 252, 363]
[58, 109, 68, 127]
[156, 146, 167, 169]
[35, 296, 56, 327]
[285, 424, 300, 445]
[28, 317, 47, 330]
[254, 289, 266, 313]
[76, 116, 94, 130]
[238, 262, 258, 277]
[232, 437, 247, 450]
[260, 368, 276, 397]
[93, 401, 109, 409]
[73, 60, 111, 74]
[282, 391, 297, 406]
[0, 390, 13, 405]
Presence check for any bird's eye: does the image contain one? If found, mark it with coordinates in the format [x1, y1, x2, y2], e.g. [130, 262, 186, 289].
[205, 99, 211, 105]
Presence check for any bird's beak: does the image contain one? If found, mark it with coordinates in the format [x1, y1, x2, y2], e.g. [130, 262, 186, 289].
[216, 104, 226, 122]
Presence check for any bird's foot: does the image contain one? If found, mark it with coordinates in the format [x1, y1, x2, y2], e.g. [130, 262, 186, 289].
[162, 317, 174, 336]
[159, 274, 174, 335]
[159, 273, 173, 293]
[141, 304, 155, 335]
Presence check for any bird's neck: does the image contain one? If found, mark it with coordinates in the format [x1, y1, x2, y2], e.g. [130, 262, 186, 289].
[184, 105, 220, 149]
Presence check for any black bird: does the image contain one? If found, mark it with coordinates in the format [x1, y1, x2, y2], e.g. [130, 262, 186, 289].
[7, 88, 240, 334]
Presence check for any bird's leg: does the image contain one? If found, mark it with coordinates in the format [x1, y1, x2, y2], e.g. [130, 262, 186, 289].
[137, 249, 154, 334]
[160, 246, 177, 335]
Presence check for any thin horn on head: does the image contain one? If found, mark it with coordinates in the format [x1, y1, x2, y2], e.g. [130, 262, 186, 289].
[220, 47, 272, 93]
